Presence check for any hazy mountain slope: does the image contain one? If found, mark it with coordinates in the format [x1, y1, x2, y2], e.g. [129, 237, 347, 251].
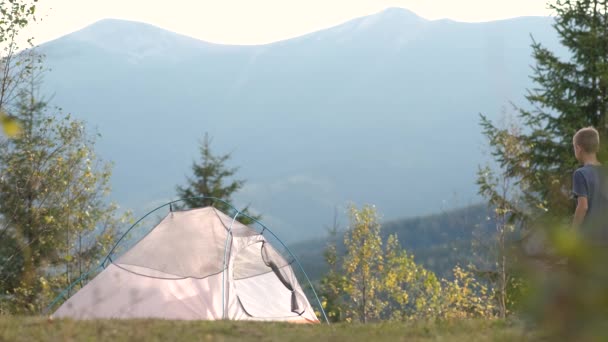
[291, 203, 493, 281]
[37, 8, 563, 241]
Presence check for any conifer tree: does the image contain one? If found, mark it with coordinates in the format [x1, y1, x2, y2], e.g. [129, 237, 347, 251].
[481, 0, 608, 219]
[176, 133, 258, 223]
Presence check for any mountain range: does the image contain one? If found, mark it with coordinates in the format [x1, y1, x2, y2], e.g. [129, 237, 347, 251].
[37, 8, 564, 242]
[291, 203, 493, 281]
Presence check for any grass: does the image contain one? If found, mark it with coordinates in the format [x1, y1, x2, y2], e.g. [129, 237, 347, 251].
[0, 316, 534, 342]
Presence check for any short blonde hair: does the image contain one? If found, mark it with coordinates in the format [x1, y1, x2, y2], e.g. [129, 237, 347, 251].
[573, 126, 600, 153]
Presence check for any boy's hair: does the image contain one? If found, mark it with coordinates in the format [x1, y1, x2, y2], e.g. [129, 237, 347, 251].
[573, 126, 600, 153]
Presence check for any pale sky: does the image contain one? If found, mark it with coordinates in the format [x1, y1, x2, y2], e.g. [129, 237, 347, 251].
[22, 0, 553, 46]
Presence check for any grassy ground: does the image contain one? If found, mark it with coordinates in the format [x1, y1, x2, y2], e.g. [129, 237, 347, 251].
[0, 316, 534, 342]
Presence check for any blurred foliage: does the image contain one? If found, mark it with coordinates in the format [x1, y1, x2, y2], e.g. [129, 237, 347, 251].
[0, 111, 21, 137]
[0, 77, 129, 314]
[520, 220, 608, 339]
[0, 0, 123, 314]
[0, 316, 534, 342]
[0, 0, 39, 138]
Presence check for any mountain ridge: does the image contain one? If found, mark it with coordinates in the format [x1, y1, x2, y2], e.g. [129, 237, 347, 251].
[34, 8, 562, 242]
[41, 7, 553, 50]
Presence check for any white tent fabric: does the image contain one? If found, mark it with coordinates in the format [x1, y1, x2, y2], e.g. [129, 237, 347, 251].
[52, 207, 319, 323]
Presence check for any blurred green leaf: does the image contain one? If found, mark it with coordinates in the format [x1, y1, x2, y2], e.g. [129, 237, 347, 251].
[0, 111, 22, 138]
[551, 227, 581, 258]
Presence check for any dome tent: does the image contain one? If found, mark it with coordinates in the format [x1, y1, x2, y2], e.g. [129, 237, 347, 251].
[48, 198, 325, 323]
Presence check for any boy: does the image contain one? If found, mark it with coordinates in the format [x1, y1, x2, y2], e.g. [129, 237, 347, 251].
[572, 126, 608, 243]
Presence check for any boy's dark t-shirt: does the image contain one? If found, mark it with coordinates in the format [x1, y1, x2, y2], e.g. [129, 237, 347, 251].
[572, 164, 608, 242]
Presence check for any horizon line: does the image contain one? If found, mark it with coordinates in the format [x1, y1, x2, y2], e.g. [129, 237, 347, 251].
[34, 6, 554, 48]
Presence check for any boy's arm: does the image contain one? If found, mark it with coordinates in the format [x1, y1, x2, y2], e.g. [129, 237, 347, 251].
[573, 196, 588, 229]
[572, 170, 588, 229]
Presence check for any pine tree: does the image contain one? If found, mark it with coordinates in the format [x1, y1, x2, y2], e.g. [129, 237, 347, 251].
[481, 0, 608, 220]
[176, 133, 258, 223]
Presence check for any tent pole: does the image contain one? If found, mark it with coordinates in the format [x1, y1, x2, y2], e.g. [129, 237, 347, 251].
[222, 210, 240, 319]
